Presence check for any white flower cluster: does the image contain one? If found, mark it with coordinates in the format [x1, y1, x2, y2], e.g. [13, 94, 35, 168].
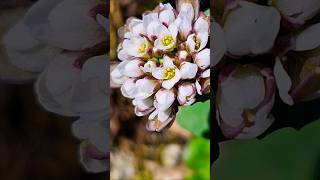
[111, 2, 210, 132]
[213, 0, 320, 139]
[4, 0, 108, 173]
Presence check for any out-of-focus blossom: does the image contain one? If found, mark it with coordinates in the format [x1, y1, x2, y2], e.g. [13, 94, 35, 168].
[111, 0, 210, 132]
[273, 0, 320, 27]
[223, 1, 281, 56]
[216, 64, 276, 139]
[3, 0, 108, 173]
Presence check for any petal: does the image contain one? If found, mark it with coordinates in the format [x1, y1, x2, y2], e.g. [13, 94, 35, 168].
[110, 60, 129, 85]
[179, 62, 198, 79]
[135, 78, 160, 99]
[123, 59, 144, 78]
[120, 78, 136, 99]
[24, 0, 105, 50]
[194, 48, 210, 70]
[163, 55, 175, 67]
[295, 23, 320, 51]
[162, 69, 181, 89]
[154, 88, 175, 111]
[159, 9, 175, 26]
[152, 67, 165, 80]
[224, 1, 280, 56]
[273, 59, 294, 105]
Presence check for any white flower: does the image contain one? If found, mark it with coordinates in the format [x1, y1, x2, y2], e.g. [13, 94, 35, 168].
[4, 0, 109, 173]
[140, 60, 157, 73]
[134, 77, 160, 100]
[132, 97, 155, 116]
[274, 0, 320, 25]
[152, 56, 181, 89]
[153, 23, 178, 51]
[159, 3, 176, 26]
[295, 23, 320, 51]
[111, 1, 210, 132]
[147, 108, 175, 132]
[180, 62, 198, 79]
[123, 36, 151, 58]
[177, 82, 197, 105]
[154, 88, 176, 111]
[186, 15, 209, 52]
[194, 48, 210, 70]
[223, 1, 281, 56]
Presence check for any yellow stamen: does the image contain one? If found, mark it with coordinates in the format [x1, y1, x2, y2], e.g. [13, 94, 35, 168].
[164, 67, 175, 80]
[138, 43, 146, 53]
[194, 36, 201, 50]
[161, 35, 174, 46]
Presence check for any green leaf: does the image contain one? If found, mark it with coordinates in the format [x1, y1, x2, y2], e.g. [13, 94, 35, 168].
[204, 9, 210, 16]
[176, 100, 210, 136]
[183, 137, 210, 180]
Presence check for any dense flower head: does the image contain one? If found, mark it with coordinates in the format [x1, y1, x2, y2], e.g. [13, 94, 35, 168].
[111, 1, 210, 132]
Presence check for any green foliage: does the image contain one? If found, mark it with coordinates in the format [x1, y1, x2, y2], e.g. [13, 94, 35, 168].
[183, 137, 210, 180]
[176, 100, 210, 137]
[204, 9, 210, 16]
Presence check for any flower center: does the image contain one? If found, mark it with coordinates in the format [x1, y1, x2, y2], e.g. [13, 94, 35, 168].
[164, 67, 175, 80]
[194, 36, 201, 50]
[138, 43, 146, 53]
[161, 35, 173, 46]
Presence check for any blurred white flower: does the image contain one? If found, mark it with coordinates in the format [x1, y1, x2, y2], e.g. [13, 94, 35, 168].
[223, 1, 281, 56]
[3, 0, 108, 173]
[274, 0, 320, 26]
[217, 64, 276, 139]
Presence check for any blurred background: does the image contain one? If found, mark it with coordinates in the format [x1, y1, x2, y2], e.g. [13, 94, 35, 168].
[110, 0, 210, 179]
[0, 1, 106, 179]
[213, 121, 320, 180]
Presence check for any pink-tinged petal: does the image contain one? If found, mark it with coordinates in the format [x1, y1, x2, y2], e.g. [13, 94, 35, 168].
[141, 60, 157, 73]
[35, 68, 78, 117]
[162, 69, 181, 89]
[194, 16, 209, 34]
[146, 108, 175, 132]
[152, 67, 165, 80]
[217, 64, 276, 139]
[177, 82, 196, 106]
[273, 59, 294, 105]
[135, 78, 160, 99]
[79, 141, 109, 173]
[194, 48, 210, 70]
[142, 12, 159, 30]
[295, 23, 320, 51]
[146, 21, 162, 41]
[154, 88, 175, 111]
[24, 0, 105, 50]
[197, 32, 209, 51]
[179, 62, 198, 79]
[163, 55, 175, 67]
[120, 78, 136, 99]
[159, 9, 175, 26]
[224, 1, 280, 56]
[3, 21, 62, 72]
[201, 69, 210, 78]
[110, 60, 129, 85]
[186, 34, 196, 52]
[275, 0, 320, 26]
[174, 12, 192, 40]
[123, 59, 144, 78]
[178, 50, 189, 62]
[133, 97, 155, 116]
